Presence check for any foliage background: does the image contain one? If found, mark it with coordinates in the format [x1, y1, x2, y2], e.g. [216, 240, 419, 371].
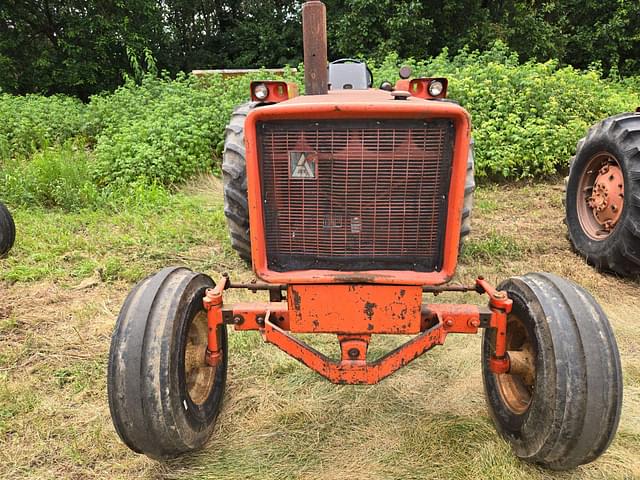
[1, 1, 639, 98]
[1, 43, 639, 211]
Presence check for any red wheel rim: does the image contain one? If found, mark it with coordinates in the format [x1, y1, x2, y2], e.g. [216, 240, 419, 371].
[576, 152, 624, 240]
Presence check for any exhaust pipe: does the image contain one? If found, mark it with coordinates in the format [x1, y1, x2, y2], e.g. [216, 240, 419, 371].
[302, 1, 328, 95]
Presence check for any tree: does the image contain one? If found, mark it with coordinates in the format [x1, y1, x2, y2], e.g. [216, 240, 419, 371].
[0, 1, 164, 98]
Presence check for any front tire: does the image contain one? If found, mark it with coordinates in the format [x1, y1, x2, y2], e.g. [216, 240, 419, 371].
[482, 272, 622, 470]
[0, 201, 16, 257]
[108, 266, 228, 459]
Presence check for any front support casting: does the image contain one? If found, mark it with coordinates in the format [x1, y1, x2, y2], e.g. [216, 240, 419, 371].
[203, 276, 513, 384]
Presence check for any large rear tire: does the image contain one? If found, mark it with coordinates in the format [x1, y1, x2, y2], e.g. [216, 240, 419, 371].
[108, 267, 228, 459]
[221, 106, 475, 260]
[565, 112, 640, 275]
[0, 201, 15, 258]
[222, 102, 257, 263]
[482, 273, 622, 470]
[460, 139, 475, 249]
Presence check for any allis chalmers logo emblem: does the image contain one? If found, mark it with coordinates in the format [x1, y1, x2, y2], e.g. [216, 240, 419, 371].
[289, 151, 318, 179]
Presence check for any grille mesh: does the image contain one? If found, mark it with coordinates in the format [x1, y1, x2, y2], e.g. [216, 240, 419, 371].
[258, 119, 454, 271]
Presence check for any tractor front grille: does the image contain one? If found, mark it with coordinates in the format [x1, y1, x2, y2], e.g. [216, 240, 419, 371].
[257, 119, 454, 272]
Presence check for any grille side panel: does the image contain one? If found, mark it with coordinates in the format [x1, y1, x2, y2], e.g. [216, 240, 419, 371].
[258, 119, 454, 272]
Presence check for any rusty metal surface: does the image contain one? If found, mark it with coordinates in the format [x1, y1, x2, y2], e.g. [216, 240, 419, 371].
[497, 314, 536, 414]
[302, 1, 328, 95]
[192, 68, 297, 78]
[262, 313, 447, 384]
[588, 162, 624, 231]
[507, 349, 535, 386]
[202, 275, 228, 367]
[577, 152, 626, 239]
[228, 281, 286, 292]
[184, 311, 216, 404]
[288, 284, 422, 334]
[244, 95, 472, 285]
[204, 275, 512, 384]
[258, 119, 454, 272]
[223, 301, 289, 331]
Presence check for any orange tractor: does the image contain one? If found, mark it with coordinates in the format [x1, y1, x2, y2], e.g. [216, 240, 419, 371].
[108, 2, 622, 470]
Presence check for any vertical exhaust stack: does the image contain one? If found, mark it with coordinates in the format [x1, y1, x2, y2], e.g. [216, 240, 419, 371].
[302, 1, 328, 95]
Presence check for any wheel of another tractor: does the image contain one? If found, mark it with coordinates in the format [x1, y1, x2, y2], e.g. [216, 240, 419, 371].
[565, 112, 640, 275]
[222, 102, 258, 263]
[0, 201, 16, 258]
[482, 272, 622, 470]
[107, 266, 228, 459]
[222, 105, 475, 261]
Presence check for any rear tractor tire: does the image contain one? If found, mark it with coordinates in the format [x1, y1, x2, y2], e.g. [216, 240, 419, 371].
[108, 267, 228, 459]
[565, 112, 640, 275]
[460, 139, 475, 250]
[0, 201, 16, 257]
[482, 272, 622, 470]
[222, 102, 257, 263]
[221, 103, 475, 261]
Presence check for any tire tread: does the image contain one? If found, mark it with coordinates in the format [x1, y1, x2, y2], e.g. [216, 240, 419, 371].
[0, 201, 16, 257]
[566, 112, 640, 275]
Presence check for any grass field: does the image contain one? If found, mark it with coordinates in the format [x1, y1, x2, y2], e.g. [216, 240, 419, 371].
[1, 177, 639, 479]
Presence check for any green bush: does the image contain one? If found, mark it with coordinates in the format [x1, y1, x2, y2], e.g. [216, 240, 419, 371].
[0, 141, 99, 210]
[0, 94, 89, 160]
[369, 43, 640, 179]
[89, 68, 299, 187]
[1, 44, 638, 197]
[90, 75, 220, 186]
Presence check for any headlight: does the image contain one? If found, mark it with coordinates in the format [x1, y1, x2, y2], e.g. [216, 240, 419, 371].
[428, 80, 444, 97]
[253, 83, 269, 101]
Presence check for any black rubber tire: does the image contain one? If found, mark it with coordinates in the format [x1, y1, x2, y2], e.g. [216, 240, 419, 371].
[565, 112, 640, 275]
[460, 139, 475, 249]
[482, 272, 622, 470]
[221, 105, 475, 260]
[222, 102, 257, 263]
[108, 266, 228, 459]
[0, 201, 15, 258]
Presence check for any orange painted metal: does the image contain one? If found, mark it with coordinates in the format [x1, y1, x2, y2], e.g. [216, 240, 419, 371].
[394, 79, 411, 91]
[338, 334, 370, 362]
[224, 301, 290, 331]
[428, 303, 482, 334]
[262, 312, 447, 384]
[288, 284, 422, 333]
[250, 81, 299, 103]
[202, 275, 229, 367]
[243, 90, 472, 286]
[477, 277, 512, 373]
[203, 276, 512, 384]
[408, 78, 449, 99]
[588, 163, 624, 230]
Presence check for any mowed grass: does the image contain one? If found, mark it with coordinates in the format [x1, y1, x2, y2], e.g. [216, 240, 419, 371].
[1, 176, 639, 479]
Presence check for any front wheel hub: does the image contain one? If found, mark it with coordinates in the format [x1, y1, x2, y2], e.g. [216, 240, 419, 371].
[184, 311, 217, 405]
[495, 314, 536, 415]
